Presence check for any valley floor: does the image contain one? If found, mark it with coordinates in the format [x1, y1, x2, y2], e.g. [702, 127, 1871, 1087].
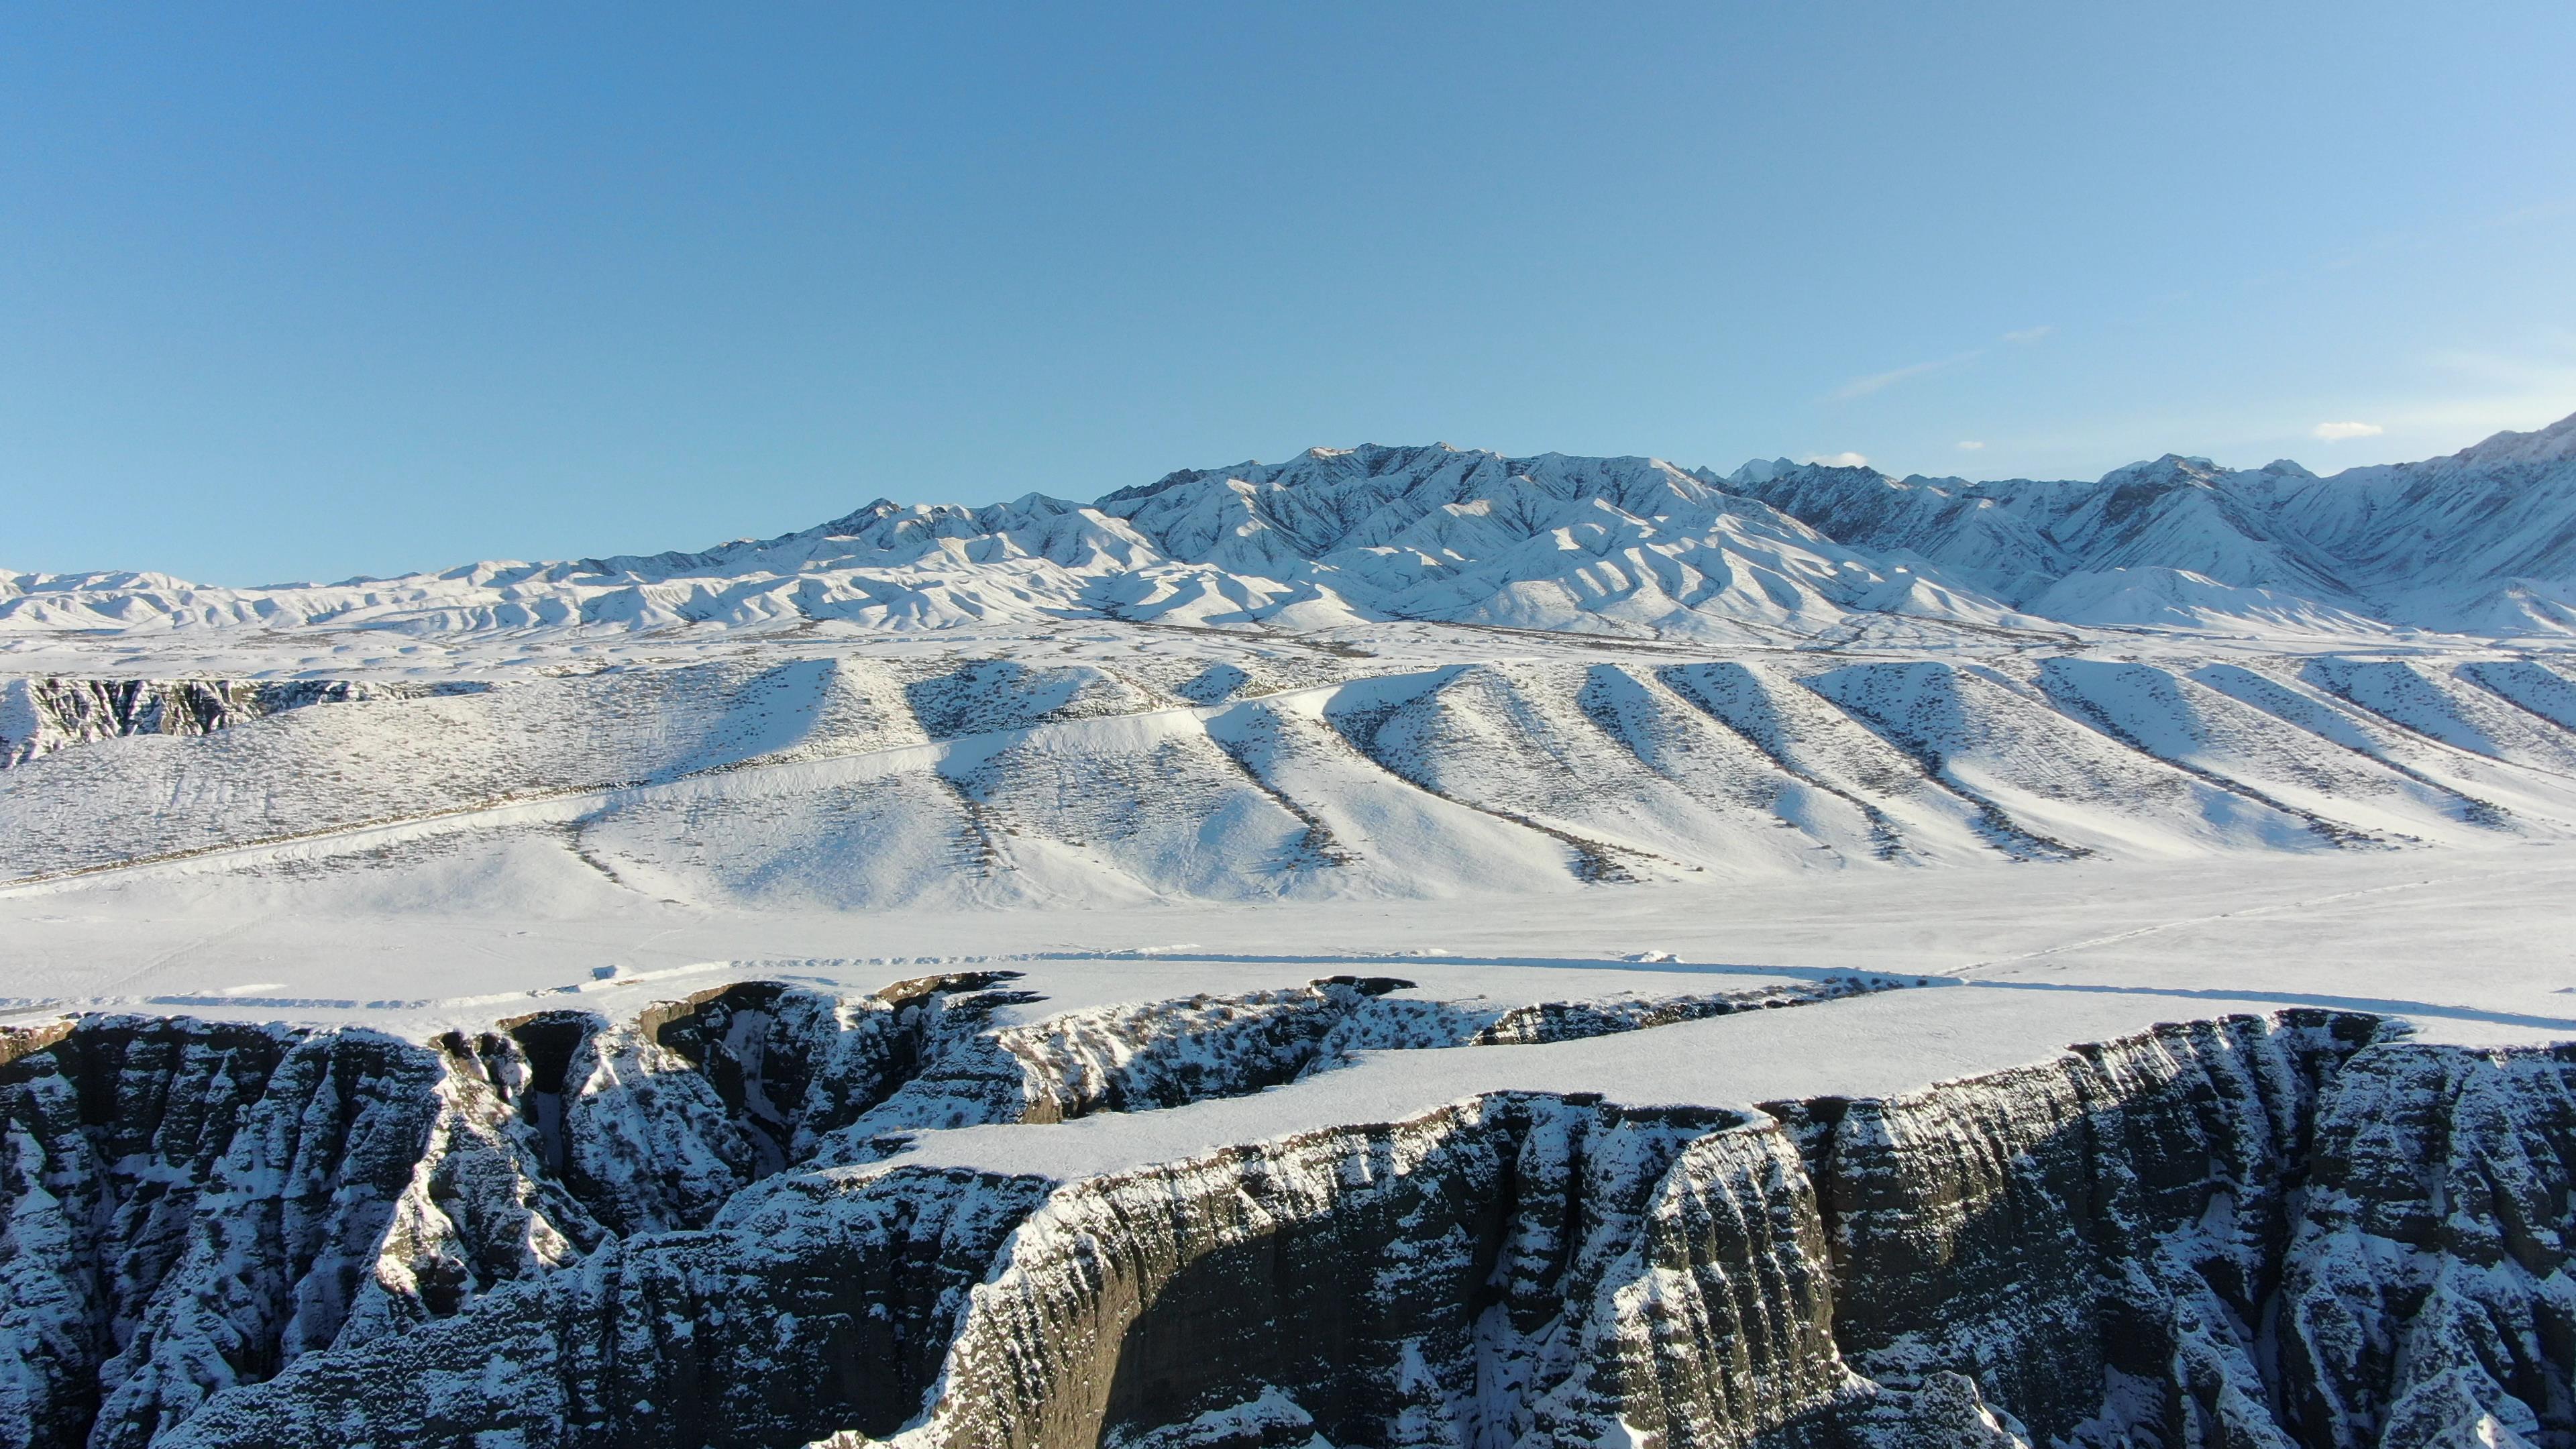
[9, 839, 2570, 1049]
[15, 847, 2571, 1449]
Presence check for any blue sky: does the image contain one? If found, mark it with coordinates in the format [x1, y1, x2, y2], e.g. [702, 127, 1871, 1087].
[6, 3, 2574, 584]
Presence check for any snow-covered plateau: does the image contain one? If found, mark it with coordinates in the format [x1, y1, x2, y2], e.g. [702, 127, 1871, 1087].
[11, 420, 2576, 1448]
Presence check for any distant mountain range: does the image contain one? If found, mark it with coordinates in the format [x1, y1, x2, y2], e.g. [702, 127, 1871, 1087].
[10, 410, 2576, 642]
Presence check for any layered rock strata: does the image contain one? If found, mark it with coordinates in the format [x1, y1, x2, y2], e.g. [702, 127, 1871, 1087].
[0, 973, 1841, 1448]
[8, 989, 2573, 1448]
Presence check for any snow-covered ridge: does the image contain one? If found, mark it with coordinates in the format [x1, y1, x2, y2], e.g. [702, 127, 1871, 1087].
[13, 651, 2576, 898]
[13, 413, 2576, 643]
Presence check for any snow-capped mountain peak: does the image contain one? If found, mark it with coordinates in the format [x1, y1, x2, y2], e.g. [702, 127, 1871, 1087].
[11, 411, 2576, 643]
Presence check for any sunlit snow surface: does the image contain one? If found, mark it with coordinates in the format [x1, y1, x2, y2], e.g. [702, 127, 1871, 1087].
[12, 417, 2576, 1096]
[17, 432, 2576, 1449]
[7, 612, 2574, 1093]
[9, 410, 2576, 647]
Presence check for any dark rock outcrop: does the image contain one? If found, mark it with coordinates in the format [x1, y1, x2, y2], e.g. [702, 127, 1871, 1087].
[9, 994, 2575, 1448]
[0, 679, 451, 768]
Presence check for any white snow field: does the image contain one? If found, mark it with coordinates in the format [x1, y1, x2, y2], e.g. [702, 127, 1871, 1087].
[13, 421, 2576, 1449]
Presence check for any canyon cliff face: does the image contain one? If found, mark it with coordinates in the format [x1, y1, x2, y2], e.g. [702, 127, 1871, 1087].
[840, 1012, 2475, 1449]
[6, 990, 2572, 1449]
[0, 679, 453, 769]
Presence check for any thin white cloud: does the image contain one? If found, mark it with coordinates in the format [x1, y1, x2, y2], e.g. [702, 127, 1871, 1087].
[2312, 421, 2385, 441]
[2002, 325, 2054, 344]
[2286, 345, 2575, 454]
[2427, 345, 2573, 387]
[1956, 440, 1986, 451]
[1831, 350, 1984, 401]
[1806, 451, 1870, 468]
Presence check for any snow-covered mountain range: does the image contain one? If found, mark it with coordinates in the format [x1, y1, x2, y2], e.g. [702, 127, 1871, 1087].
[10, 410, 2576, 643]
